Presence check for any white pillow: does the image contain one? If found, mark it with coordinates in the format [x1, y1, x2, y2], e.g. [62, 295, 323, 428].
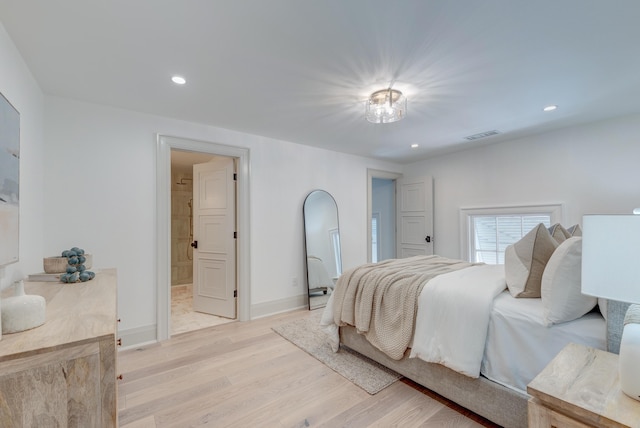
[541, 237, 597, 325]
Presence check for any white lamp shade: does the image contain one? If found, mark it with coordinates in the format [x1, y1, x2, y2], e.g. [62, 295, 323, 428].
[581, 214, 640, 304]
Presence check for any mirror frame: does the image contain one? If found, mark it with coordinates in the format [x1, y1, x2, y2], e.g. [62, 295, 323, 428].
[303, 190, 342, 310]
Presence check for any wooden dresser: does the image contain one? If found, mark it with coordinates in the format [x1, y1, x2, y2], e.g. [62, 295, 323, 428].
[528, 342, 640, 428]
[0, 269, 118, 427]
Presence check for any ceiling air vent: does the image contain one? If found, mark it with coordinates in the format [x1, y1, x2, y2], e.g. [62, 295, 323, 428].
[464, 130, 500, 141]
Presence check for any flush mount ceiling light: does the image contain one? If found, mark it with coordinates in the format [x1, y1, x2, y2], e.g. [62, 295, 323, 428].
[543, 105, 557, 112]
[365, 88, 406, 124]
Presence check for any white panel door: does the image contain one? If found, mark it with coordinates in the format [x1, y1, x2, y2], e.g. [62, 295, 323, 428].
[397, 176, 434, 258]
[192, 157, 236, 318]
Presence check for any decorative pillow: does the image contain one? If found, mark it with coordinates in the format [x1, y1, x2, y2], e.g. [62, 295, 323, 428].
[505, 223, 559, 298]
[541, 237, 596, 325]
[548, 223, 571, 244]
[567, 224, 582, 237]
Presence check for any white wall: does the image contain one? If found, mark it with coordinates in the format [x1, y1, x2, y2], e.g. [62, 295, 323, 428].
[6, 13, 640, 344]
[403, 114, 640, 259]
[0, 22, 45, 287]
[43, 96, 402, 340]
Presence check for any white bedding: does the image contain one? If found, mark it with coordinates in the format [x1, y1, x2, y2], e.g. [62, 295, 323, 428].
[409, 264, 507, 378]
[321, 259, 606, 393]
[480, 290, 606, 393]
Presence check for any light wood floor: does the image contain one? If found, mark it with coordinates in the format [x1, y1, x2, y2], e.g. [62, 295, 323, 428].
[118, 309, 499, 427]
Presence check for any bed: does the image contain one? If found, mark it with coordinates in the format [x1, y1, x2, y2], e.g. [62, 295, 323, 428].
[320, 225, 625, 428]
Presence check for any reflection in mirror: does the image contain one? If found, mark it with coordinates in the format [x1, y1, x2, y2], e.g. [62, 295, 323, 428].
[303, 190, 342, 310]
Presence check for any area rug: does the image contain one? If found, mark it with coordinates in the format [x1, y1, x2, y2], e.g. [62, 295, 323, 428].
[272, 311, 402, 394]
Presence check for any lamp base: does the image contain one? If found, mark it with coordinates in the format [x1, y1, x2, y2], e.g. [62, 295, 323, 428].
[619, 323, 640, 401]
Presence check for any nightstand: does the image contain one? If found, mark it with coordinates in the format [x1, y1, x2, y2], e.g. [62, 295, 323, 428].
[527, 342, 640, 428]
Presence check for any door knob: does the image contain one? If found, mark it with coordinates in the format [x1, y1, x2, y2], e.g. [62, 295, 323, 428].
[425, 236, 431, 243]
[191, 240, 198, 249]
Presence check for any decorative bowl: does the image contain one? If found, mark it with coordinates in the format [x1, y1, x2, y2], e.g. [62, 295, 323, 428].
[43, 254, 93, 273]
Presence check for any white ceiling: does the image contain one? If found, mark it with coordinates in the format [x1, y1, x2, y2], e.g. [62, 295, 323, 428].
[2, 1, 640, 163]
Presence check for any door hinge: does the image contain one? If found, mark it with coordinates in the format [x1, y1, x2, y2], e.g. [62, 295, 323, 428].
[234, 290, 237, 298]
[233, 173, 237, 181]
[234, 231, 237, 239]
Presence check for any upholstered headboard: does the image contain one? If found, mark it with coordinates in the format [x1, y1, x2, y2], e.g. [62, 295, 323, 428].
[606, 299, 631, 354]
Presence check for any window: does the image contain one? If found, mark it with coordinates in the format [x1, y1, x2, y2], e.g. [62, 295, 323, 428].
[461, 204, 563, 264]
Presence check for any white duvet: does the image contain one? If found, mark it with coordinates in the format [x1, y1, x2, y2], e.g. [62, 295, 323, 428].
[409, 264, 506, 378]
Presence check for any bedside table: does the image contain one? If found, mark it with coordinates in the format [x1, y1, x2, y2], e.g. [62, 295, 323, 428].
[527, 343, 640, 428]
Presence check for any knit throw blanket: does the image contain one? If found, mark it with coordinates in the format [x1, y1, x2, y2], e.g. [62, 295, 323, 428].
[332, 255, 477, 360]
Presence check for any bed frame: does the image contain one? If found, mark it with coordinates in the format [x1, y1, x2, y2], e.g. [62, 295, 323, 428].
[340, 325, 527, 427]
[339, 300, 629, 428]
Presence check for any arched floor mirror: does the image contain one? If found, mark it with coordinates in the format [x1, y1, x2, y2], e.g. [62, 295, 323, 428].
[303, 190, 342, 310]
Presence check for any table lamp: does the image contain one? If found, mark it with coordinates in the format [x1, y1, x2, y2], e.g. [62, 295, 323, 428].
[582, 213, 640, 401]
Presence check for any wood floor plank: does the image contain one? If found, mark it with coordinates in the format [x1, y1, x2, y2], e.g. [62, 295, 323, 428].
[155, 363, 330, 427]
[216, 366, 351, 427]
[317, 381, 436, 428]
[118, 375, 231, 426]
[368, 392, 451, 427]
[119, 415, 156, 428]
[117, 309, 498, 428]
[139, 342, 325, 426]
[275, 379, 370, 427]
[120, 336, 288, 398]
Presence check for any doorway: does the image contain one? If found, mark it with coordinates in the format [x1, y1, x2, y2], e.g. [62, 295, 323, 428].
[156, 135, 251, 342]
[371, 178, 396, 262]
[170, 151, 236, 334]
[367, 169, 401, 263]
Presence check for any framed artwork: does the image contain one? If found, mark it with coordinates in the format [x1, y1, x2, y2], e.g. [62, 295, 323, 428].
[0, 91, 20, 266]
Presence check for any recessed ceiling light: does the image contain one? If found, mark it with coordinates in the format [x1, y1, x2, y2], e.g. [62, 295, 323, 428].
[171, 76, 186, 85]
[411, 143, 419, 148]
[543, 105, 557, 112]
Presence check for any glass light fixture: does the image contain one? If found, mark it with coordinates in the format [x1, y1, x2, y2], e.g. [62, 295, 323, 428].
[365, 89, 406, 124]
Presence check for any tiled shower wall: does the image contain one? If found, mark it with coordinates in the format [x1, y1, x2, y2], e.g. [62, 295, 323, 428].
[171, 167, 193, 286]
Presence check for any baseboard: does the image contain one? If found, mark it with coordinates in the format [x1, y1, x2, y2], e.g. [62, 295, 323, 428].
[251, 293, 308, 319]
[118, 324, 157, 349]
[119, 294, 309, 347]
